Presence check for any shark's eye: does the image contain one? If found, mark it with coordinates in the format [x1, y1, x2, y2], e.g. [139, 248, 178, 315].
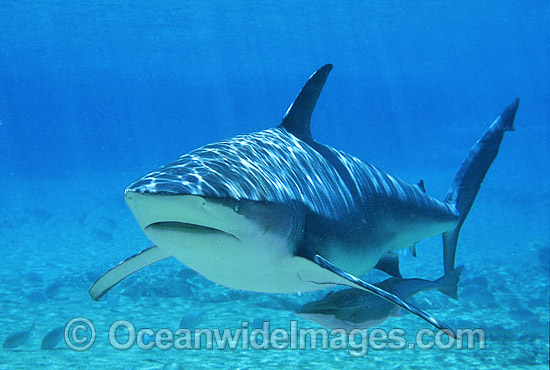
[234, 199, 242, 213]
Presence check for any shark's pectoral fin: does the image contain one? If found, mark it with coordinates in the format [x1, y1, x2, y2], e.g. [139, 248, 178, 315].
[300, 250, 455, 337]
[89, 245, 171, 301]
[374, 252, 402, 278]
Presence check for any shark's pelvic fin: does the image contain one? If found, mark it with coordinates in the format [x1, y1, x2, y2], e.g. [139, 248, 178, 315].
[374, 252, 402, 278]
[311, 253, 456, 337]
[89, 245, 171, 300]
[443, 98, 519, 273]
[279, 64, 333, 142]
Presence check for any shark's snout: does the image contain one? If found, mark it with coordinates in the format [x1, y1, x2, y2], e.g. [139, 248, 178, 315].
[124, 191, 229, 231]
[124, 170, 208, 197]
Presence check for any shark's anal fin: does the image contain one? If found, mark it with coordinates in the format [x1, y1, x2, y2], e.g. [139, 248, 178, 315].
[312, 253, 456, 338]
[374, 252, 402, 278]
[409, 244, 418, 257]
[88, 245, 171, 301]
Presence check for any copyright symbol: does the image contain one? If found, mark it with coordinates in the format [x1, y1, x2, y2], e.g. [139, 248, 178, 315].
[65, 317, 96, 351]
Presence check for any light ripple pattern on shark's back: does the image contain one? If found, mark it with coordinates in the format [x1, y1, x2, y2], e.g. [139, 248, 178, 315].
[127, 126, 457, 221]
[126, 127, 356, 219]
[334, 149, 457, 215]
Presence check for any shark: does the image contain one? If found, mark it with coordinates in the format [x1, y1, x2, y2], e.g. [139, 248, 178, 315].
[296, 266, 464, 331]
[89, 64, 519, 335]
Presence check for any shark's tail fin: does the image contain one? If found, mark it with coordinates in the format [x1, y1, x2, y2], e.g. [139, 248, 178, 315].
[443, 98, 519, 273]
[435, 265, 464, 300]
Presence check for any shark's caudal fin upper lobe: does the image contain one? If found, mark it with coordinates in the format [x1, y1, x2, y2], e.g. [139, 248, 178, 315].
[443, 98, 519, 273]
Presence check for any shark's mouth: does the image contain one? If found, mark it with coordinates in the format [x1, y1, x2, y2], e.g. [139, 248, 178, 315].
[145, 221, 239, 240]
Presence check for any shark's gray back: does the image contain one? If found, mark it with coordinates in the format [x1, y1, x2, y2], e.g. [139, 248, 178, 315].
[127, 127, 458, 225]
[127, 127, 354, 219]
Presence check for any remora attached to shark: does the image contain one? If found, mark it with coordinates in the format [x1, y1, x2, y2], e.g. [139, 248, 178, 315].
[296, 266, 464, 331]
[89, 64, 519, 335]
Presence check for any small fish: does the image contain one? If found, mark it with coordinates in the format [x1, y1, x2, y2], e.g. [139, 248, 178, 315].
[93, 229, 114, 242]
[0, 219, 13, 229]
[3, 323, 35, 349]
[143, 359, 182, 370]
[102, 217, 118, 229]
[460, 284, 496, 307]
[468, 276, 489, 288]
[77, 211, 88, 224]
[179, 311, 204, 329]
[176, 282, 193, 297]
[163, 362, 182, 370]
[22, 272, 43, 284]
[25, 290, 47, 303]
[45, 281, 62, 299]
[123, 286, 142, 302]
[177, 268, 198, 280]
[538, 246, 549, 272]
[105, 291, 121, 308]
[41, 326, 65, 350]
[509, 307, 535, 322]
[29, 207, 52, 221]
[296, 266, 464, 331]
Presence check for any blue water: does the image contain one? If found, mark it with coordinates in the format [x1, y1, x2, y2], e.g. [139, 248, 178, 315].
[0, 1, 548, 369]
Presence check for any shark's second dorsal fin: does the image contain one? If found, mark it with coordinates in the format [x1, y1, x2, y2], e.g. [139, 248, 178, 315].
[417, 180, 426, 193]
[279, 64, 333, 142]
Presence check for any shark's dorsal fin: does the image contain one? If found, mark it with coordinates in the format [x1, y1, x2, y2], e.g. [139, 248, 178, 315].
[279, 64, 333, 142]
[278, 64, 362, 202]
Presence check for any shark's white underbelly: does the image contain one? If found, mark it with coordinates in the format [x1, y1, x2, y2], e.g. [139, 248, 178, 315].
[127, 193, 342, 292]
[144, 220, 342, 293]
[126, 192, 456, 293]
